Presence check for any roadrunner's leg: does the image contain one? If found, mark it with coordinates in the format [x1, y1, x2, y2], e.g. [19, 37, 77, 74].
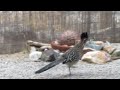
[69, 66, 71, 76]
[71, 66, 77, 68]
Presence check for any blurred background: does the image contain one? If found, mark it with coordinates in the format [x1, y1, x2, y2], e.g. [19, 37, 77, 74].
[0, 11, 120, 54]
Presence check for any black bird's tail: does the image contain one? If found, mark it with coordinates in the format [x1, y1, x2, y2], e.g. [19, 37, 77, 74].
[35, 58, 63, 74]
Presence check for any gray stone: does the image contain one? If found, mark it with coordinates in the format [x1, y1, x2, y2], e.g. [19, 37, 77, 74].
[111, 49, 120, 57]
[40, 49, 60, 62]
[85, 40, 103, 50]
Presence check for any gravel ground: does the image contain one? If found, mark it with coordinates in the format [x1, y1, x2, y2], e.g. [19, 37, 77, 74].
[0, 43, 120, 79]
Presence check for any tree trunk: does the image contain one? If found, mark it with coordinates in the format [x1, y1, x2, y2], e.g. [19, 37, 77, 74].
[112, 11, 116, 42]
[86, 11, 91, 38]
[48, 11, 55, 41]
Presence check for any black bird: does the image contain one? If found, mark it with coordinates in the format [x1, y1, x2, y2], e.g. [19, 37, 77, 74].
[35, 32, 88, 75]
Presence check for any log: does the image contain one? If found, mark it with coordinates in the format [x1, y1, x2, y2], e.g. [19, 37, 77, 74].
[36, 46, 52, 51]
[27, 40, 51, 47]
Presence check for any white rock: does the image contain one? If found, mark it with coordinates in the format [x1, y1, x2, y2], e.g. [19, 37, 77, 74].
[54, 49, 60, 53]
[81, 51, 111, 64]
[60, 53, 64, 55]
[29, 47, 42, 61]
[54, 49, 64, 56]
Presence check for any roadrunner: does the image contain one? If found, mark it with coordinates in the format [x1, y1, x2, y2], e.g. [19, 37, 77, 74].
[35, 32, 88, 75]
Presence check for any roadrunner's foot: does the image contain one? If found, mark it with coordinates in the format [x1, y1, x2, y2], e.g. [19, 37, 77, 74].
[69, 67, 72, 76]
[71, 66, 77, 68]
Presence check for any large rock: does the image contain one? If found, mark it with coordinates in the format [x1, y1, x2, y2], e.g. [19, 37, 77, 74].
[94, 41, 104, 46]
[29, 47, 42, 61]
[111, 49, 120, 57]
[83, 47, 95, 54]
[84, 40, 103, 51]
[103, 41, 116, 54]
[103, 46, 116, 54]
[81, 51, 111, 64]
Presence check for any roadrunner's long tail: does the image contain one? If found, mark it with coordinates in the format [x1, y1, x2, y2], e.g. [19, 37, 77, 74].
[35, 57, 63, 74]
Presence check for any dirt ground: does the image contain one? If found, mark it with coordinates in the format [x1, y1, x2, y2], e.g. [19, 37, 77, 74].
[0, 43, 120, 79]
